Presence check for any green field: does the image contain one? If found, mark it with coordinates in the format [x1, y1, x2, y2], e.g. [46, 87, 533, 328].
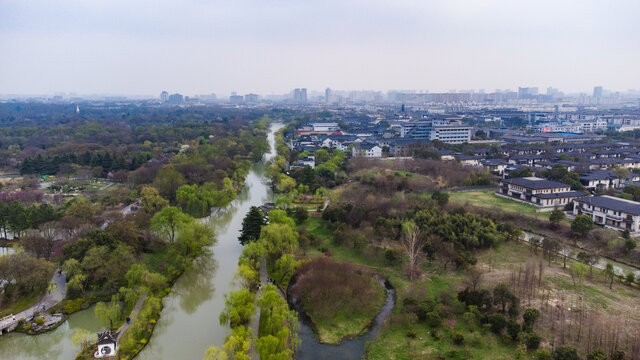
[448, 190, 552, 219]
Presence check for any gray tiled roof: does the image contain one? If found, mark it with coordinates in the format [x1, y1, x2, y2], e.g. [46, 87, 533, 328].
[575, 195, 640, 215]
[502, 177, 570, 190]
[535, 191, 588, 199]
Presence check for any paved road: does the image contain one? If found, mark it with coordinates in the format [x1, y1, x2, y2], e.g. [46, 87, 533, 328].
[15, 270, 66, 321]
[117, 293, 147, 341]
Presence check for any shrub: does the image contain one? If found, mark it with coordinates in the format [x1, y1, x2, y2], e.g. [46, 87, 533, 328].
[451, 331, 464, 345]
[535, 349, 553, 360]
[24, 324, 32, 331]
[515, 344, 527, 359]
[36, 317, 45, 325]
[467, 331, 482, 345]
[406, 329, 417, 338]
[431, 329, 441, 340]
[426, 312, 442, 328]
[553, 346, 580, 360]
[487, 313, 507, 334]
[523, 307, 541, 331]
[506, 319, 520, 340]
[526, 332, 541, 350]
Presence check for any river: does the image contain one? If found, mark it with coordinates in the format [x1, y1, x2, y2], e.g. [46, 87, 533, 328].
[0, 123, 282, 360]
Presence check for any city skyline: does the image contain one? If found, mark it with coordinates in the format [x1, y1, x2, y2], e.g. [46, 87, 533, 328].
[1, 0, 639, 95]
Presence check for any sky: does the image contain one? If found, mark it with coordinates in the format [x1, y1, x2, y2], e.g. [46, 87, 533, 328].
[1, 0, 639, 97]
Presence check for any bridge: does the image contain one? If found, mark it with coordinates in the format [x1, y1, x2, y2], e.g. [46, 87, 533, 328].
[0, 314, 18, 335]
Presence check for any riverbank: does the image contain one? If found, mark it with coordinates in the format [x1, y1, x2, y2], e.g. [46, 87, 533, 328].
[288, 258, 387, 344]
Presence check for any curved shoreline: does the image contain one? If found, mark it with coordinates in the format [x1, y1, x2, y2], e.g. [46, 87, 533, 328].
[288, 272, 396, 347]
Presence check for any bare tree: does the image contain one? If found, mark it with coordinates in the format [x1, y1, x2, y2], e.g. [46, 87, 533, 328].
[463, 265, 485, 291]
[401, 221, 425, 280]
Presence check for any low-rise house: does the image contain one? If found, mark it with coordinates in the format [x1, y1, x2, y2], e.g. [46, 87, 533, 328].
[498, 177, 588, 209]
[579, 170, 620, 191]
[573, 195, 640, 233]
[291, 156, 315, 169]
[352, 143, 382, 158]
[455, 154, 482, 167]
[481, 158, 508, 175]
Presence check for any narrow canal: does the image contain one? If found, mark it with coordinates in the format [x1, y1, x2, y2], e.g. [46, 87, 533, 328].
[0, 123, 282, 360]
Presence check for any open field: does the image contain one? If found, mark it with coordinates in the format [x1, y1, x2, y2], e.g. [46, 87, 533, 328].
[449, 190, 544, 217]
[297, 215, 640, 359]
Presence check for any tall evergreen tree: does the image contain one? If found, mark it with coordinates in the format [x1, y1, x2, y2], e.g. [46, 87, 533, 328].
[239, 206, 266, 245]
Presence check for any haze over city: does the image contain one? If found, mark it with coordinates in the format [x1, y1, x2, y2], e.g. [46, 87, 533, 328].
[1, 0, 639, 96]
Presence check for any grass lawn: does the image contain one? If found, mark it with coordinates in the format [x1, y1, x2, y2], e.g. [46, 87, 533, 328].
[449, 190, 544, 217]
[0, 290, 44, 317]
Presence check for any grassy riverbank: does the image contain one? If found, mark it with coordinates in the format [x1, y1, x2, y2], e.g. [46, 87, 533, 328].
[292, 258, 386, 344]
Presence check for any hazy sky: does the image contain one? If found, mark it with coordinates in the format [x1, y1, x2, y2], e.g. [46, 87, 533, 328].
[1, 0, 639, 96]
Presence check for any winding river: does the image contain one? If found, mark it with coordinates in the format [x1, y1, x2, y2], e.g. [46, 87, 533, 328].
[0, 122, 395, 359]
[0, 123, 282, 360]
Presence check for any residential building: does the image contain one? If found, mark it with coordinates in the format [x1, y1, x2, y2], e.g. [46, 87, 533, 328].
[160, 91, 168, 103]
[498, 177, 587, 209]
[573, 195, 640, 233]
[352, 143, 382, 158]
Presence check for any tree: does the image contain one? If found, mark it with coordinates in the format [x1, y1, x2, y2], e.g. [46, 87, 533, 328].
[572, 215, 594, 237]
[150, 206, 193, 243]
[153, 167, 185, 202]
[203, 347, 228, 360]
[576, 251, 598, 277]
[604, 262, 615, 290]
[522, 307, 540, 331]
[219, 289, 255, 328]
[462, 266, 484, 291]
[95, 296, 121, 330]
[549, 209, 565, 228]
[553, 346, 580, 360]
[493, 283, 516, 313]
[570, 262, 588, 286]
[268, 209, 296, 228]
[548, 164, 568, 181]
[259, 223, 298, 262]
[238, 207, 266, 245]
[140, 185, 168, 214]
[431, 191, 449, 206]
[401, 221, 425, 280]
[586, 348, 608, 360]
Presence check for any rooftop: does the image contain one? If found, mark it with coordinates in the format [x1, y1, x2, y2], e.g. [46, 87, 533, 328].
[575, 195, 640, 215]
[502, 177, 570, 190]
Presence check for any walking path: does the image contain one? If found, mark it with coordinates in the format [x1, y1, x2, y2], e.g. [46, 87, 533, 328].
[248, 259, 268, 360]
[15, 270, 66, 321]
[116, 292, 147, 341]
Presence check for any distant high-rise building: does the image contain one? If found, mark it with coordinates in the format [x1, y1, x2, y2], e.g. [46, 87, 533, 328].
[325, 88, 332, 104]
[244, 93, 259, 103]
[229, 94, 244, 104]
[160, 91, 169, 103]
[593, 86, 603, 98]
[167, 93, 184, 104]
[293, 88, 307, 104]
[518, 87, 538, 99]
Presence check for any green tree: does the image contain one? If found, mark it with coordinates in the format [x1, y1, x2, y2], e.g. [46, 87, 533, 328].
[94, 296, 121, 330]
[549, 209, 566, 228]
[238, 206, 266, 245]
[150, 206, 193, 243]
[259, 223, 298, 262]
[431, 191, 449, 206]
[268, 209, 296, 228]
[570, 262, 588, 286]
[153, 167, 185, 202]
[553, 346, 580, 360]
[586, 348, 608, 360]
[203, 347, 228, 360]
[522, 307, 540, 332]
[140, 185, 168, 214]
[571, 215, 594, 237]
[493, 283, 517, 313]
[604, 262, 615, 290]
[219, 289, 255, 328]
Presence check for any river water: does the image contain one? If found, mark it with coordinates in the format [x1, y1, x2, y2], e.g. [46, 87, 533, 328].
[0, 123, 282, 360]
[0, 305, 101, 360]
[293, 277, 396, 360]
